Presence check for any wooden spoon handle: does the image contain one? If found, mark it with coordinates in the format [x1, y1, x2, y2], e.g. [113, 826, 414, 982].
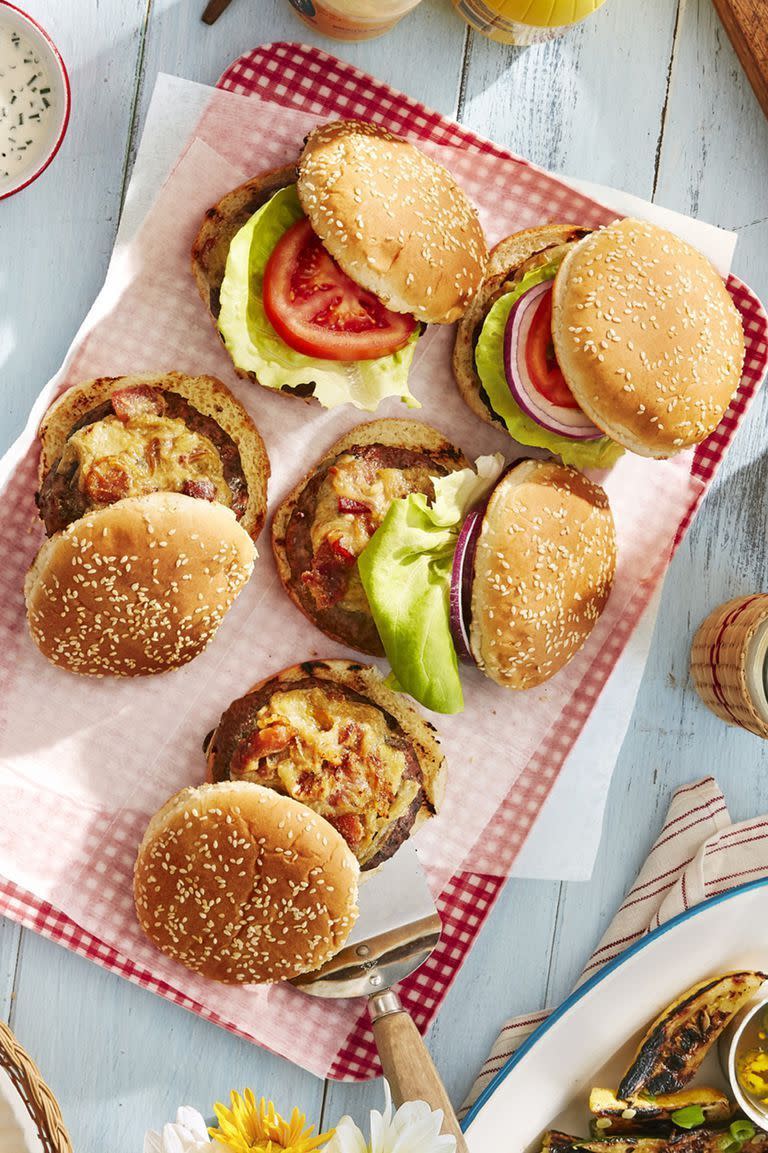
[370, 991, 469, 1151]
[202, 0, 234, 24]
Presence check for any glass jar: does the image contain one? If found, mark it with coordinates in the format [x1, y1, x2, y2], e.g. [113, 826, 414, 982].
[451, 0, 608, 45]
[286, 0, 423, 41]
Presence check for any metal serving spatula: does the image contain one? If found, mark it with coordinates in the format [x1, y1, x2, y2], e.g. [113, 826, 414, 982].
[293, 842, 469, 1151]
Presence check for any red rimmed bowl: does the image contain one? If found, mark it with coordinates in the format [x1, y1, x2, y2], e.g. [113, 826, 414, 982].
[0, 2, 70, 199]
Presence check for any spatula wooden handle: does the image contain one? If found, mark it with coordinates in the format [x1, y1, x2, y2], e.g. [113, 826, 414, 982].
[202, 0, 234, 24]
[370, 991, 470, 1151]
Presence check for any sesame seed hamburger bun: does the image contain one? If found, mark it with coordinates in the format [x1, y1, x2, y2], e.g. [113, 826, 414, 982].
[36, 372, 269, 542]
[134, 780, 359, 984]
[205, 658, 445, 871]
[453, 218, 744, 463]
[297, 120, 487, 325]
[551, 218, 745, 458]
[469, 459, 616, 689]
[272, 419, 468, 656]
[452, 224, 590, 431]
[25, 493, 255, 677]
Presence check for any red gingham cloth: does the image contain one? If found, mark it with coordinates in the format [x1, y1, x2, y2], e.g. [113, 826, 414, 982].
[461, 777, 767, 1117]
[0, 44, 764, 1084]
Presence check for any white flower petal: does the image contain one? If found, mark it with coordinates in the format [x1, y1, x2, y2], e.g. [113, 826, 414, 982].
[175, 1108, 210, 1143]
[369, 1109, 389, 1153]
[389, 1100, 457, 1153]
[141, 1113, 216, 1153]
[323, 1115, 369, 1153]
[330, 1084, 457, 1153]
[143, 1130, 162, 1153]
[392, 1101, 434, 1129]
[161, 1123, 188, 1153]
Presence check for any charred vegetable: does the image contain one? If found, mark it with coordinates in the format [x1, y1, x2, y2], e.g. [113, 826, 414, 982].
[541, 1133, 666, 1153]
[589, 1088, 732, 1134]
[668, 1129, 768, 1153]
[618, 972, 767, 1098]
[541, 1132, 768, 1153]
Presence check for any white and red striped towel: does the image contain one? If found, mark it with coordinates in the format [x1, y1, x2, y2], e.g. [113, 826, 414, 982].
[462, 777, 766, 1116]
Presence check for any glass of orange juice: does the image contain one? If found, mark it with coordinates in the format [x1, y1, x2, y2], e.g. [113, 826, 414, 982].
[452, 0, 608, 44]
[286, 0, 424, 41]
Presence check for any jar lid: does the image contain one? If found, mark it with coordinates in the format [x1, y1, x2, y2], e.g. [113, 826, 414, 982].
[496, 0, 607, 28]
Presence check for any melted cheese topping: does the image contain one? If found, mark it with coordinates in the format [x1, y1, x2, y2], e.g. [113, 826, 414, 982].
[58, 414, 230, 507]
[234, 685, 417, 862]
[311, 453, 435, 613]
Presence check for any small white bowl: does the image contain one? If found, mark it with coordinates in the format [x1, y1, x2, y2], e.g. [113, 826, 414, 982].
[724, 996, 768, 1130]
[0, 2, 70, 199]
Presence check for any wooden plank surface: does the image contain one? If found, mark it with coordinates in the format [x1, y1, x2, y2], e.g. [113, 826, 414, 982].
[0, 0, 150, 449]
[711, 0, 768, 120]
[1, 0, 767, 1149]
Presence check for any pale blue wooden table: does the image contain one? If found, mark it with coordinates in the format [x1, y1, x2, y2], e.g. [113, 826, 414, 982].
[2, 2, 768, 1149]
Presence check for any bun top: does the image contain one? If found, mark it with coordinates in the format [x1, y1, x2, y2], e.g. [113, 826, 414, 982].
[134, 781, 359, 984]
[552, 218, 745, 458]
[25, 493, 255, 676]
[297, 120, 487, 325]
[470, 460, 616, 690]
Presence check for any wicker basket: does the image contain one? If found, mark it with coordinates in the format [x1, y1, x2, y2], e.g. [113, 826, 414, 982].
[0, 1019, 72, 1153]
[690, 594, 768, 739]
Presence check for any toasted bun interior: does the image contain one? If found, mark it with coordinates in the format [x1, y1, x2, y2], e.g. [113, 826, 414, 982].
[470, 460, 616, 689]
[25, 493, 255, 677]
[134, 780, 360, 984]
[552, 218, 745, 458]
[298, 120, 487, 325]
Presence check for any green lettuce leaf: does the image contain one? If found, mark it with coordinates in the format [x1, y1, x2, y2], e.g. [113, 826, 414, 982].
[357, 455, 504, 715]
[217, 185, 420, 412]
[475, 260, 624, 469]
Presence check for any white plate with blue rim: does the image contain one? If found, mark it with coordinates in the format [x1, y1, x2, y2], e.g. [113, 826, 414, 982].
[463, 879, 768, 1149]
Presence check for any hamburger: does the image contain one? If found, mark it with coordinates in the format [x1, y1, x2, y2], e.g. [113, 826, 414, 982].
[192, 119, 488, 413]
[204, 659, 445, 871]
[357, 456, 617, 713]
[134, 780, 360, 984]
[272, 418, 467, 656]
[453, 218, 745, 466]
[26, 372, 267, 676]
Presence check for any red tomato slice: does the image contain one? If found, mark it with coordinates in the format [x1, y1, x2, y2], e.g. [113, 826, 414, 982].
[262, 218, 417, 362]
[525, 287, 580, 409]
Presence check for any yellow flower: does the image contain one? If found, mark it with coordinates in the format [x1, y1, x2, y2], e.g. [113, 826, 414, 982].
[209, 1090, 333, 1153]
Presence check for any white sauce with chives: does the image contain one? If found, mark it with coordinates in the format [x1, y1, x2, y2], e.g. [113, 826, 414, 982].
[0, 22, 55, 184]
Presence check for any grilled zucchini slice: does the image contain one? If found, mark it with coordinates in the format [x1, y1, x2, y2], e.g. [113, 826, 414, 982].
[541, 1133, 665, 1153]
[542, 1131, 768, 1153]
[668, 1130, 768, 1153]
[618, 972, 767, 1098]
[589, 1088, 732, 1134]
